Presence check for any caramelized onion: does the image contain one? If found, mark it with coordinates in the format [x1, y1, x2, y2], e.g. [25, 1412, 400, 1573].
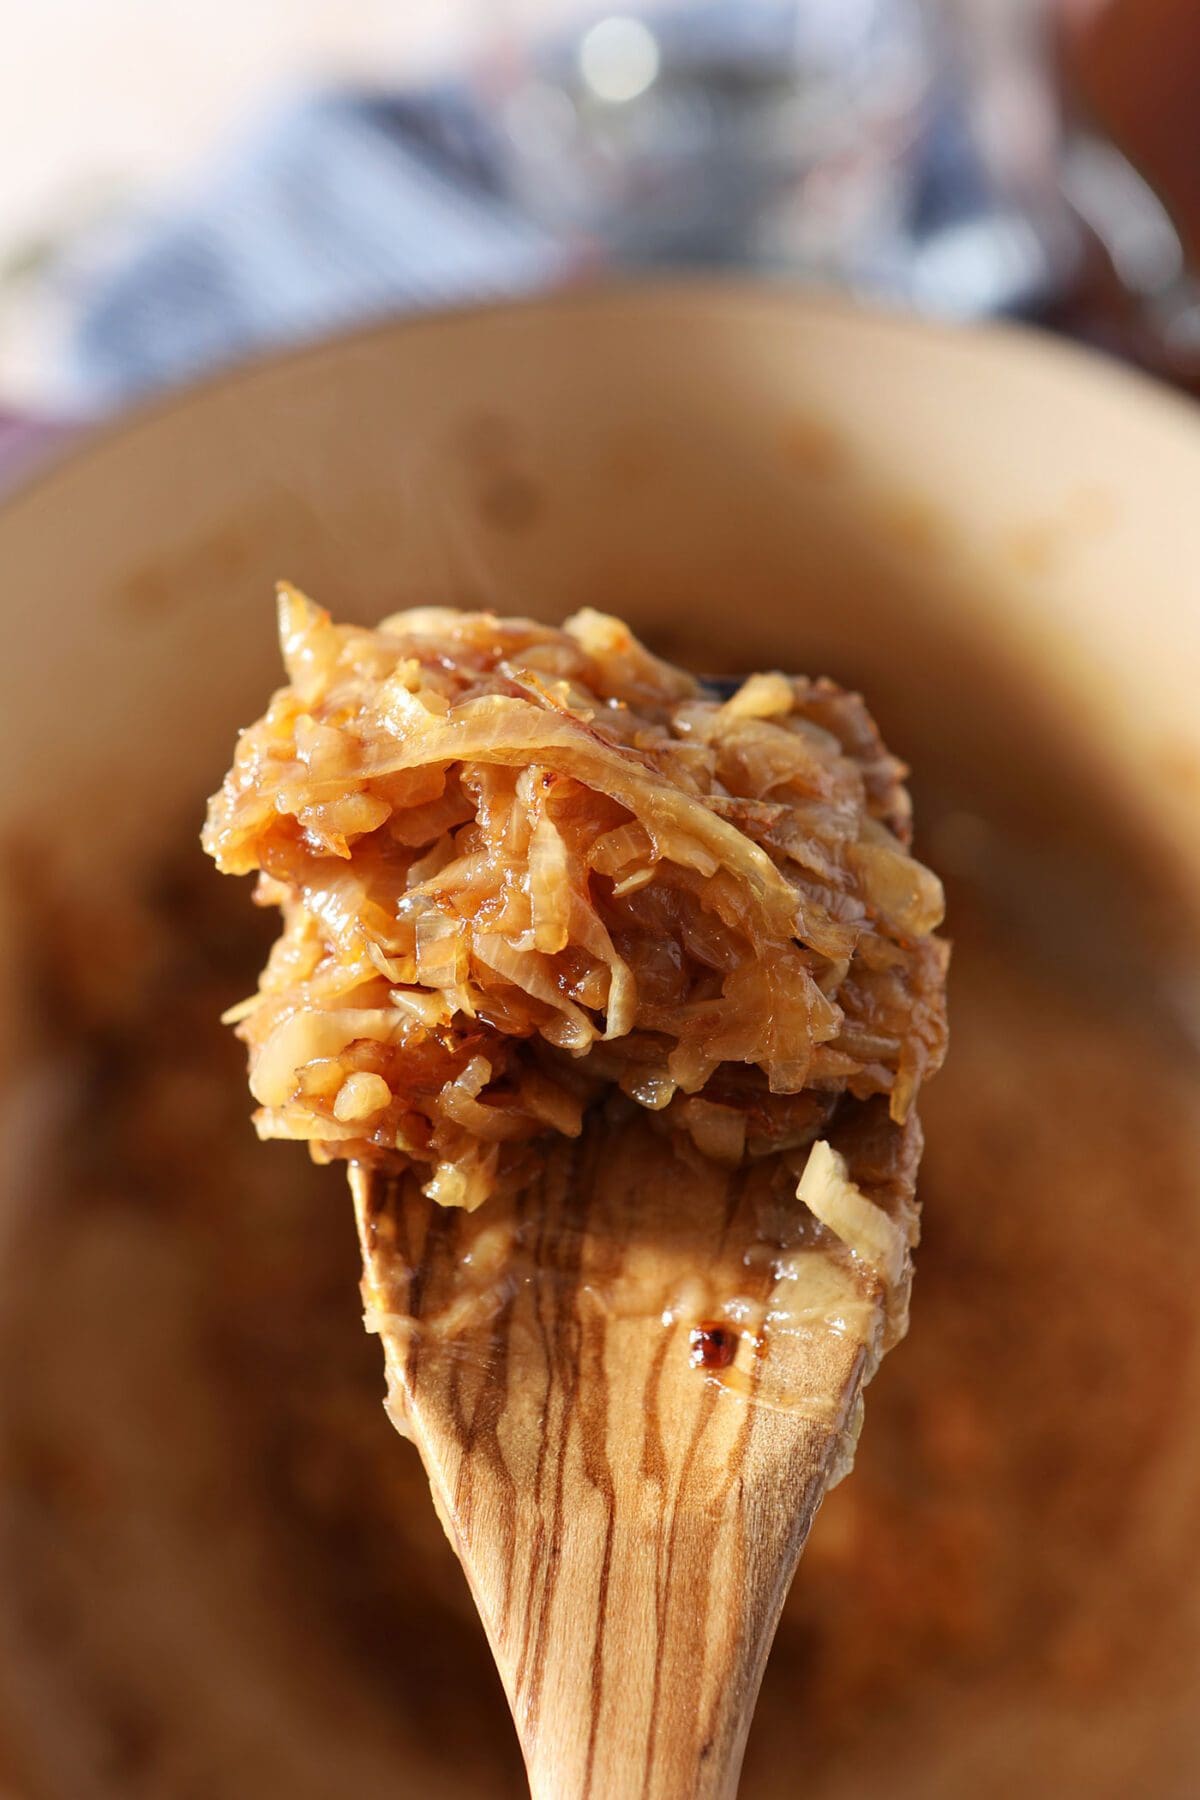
[203, 589, 948, 1207]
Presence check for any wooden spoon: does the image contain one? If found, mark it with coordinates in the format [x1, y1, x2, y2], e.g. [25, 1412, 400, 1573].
[353, 1095, 919, 1800]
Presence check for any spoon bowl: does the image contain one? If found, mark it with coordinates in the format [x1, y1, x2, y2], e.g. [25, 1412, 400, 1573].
[354, 1097, 921, 1799]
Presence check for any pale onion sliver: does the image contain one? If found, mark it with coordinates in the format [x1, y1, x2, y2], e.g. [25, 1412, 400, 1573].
[250, 1007, 409, 1107]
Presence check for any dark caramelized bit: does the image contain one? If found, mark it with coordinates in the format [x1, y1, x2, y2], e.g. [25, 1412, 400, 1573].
[203, 590, 948, 1209]
[689, 1323, 738, 1372]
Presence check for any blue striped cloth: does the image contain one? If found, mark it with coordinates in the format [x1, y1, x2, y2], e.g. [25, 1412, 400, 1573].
[63, 4, 1053, 408]
[69, 87, 575, 407]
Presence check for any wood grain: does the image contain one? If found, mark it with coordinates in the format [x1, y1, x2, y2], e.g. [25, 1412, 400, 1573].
[353, 1101, 917, 1799]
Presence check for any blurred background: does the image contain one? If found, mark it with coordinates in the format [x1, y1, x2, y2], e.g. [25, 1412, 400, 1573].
[2, 7, 1199, 1799]
[1, 0, 1198, 448]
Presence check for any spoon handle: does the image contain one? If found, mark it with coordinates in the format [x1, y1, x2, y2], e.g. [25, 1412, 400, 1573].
[355, 1120, 867, 1799]
[475, 1450, 831, 1800]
